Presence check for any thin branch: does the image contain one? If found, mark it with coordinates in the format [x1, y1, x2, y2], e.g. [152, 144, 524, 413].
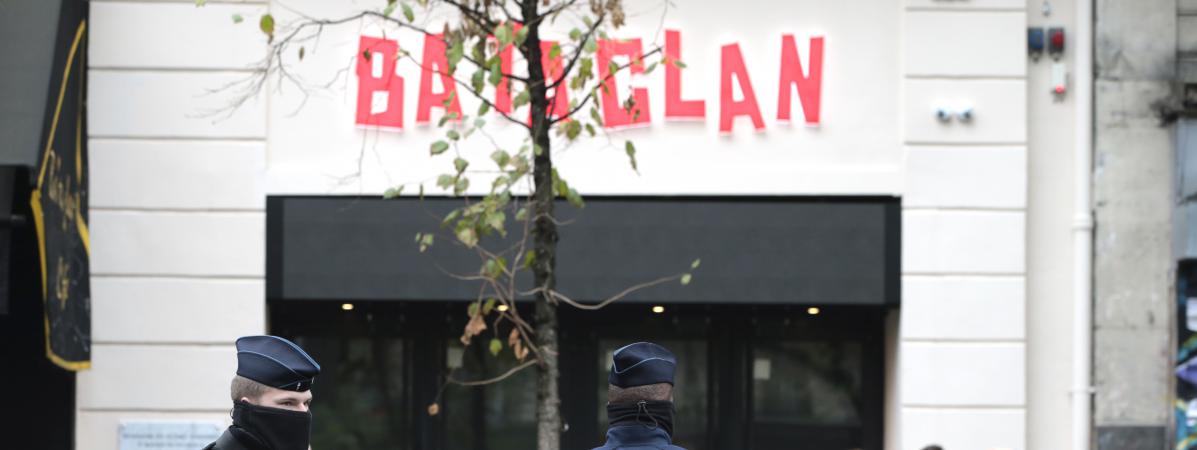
[509, 198, 534, 304]
[540, 0, 585, 23]
[395, 53, 532, 131]
[446, 360, 537, 386]
[551, 46, 664, 125]
[524, 273, 685, 310]
[439, 0, 501, 31]
[212, 8, 536, 120]
[498, 2, 519, 23]
[545, 10, 605, 93]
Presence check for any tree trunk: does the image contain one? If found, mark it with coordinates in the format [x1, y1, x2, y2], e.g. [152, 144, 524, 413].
[521, 2, 562, 449]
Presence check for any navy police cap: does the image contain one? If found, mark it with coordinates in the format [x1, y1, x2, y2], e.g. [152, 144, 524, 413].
[235, 335, 321, 392]
[608, 342, 676, 388]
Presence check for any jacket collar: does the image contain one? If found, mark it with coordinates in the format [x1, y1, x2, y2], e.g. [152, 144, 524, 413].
[604, 423, 673, 446]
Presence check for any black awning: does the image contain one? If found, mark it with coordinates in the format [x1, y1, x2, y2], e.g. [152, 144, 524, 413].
[0, 0, 68, 168]
[268, 196, 899, 306]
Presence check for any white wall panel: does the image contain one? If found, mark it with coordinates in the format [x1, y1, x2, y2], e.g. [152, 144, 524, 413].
[77, 345, 236, 410]
[903, 210, 1026, 274]
[90, 211, 264, 276]
[90, 139, 265, 210]
[90, 2, 267, 69]
[89, 71, 266, 138]
[902, 276, 1026, 340]
[905, 11, 1026, 77]
[92, 277, 264, 343]
[901, 342, 1026, 406]
[905, 145, 1027, 208]
[902, 408, 1025, 450]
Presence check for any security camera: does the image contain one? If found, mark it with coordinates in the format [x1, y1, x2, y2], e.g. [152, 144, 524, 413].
[935, 107, 952, 123]
[956, 106, 974, 122]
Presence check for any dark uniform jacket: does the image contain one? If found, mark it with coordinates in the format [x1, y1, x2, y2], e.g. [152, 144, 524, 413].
[203, 427, 264, 450]
[591, 424, 688, 450]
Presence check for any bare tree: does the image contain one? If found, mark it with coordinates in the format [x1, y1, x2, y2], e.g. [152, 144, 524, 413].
[214, 1, 696, 448]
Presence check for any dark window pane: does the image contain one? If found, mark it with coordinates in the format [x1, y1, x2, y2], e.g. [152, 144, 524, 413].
[752, 341, 862, 424]
[597, 340, 707, 450]
[443, 340, 537, 450]
[297, 337, 408, 450]
[751, 340, 864, 450]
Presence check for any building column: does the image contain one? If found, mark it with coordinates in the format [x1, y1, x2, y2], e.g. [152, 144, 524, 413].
[1091, 0, 1178, 447]
[79, 2, 270, 448]
[896, 1, 1029, 448]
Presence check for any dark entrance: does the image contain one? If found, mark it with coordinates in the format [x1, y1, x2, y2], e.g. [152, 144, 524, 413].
[267, 195, 898, 450]
[0, 169, 75, 449]
[270, 301, 885, 450]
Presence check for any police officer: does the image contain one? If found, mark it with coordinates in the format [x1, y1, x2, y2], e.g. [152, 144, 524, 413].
[593, 342, 688, 450]
[204, 335, 321, 450]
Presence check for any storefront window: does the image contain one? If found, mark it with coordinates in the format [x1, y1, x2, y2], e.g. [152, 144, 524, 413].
[274, 302, 884, 450]
[751, 340, 864, 449]
[296, 337, 409, 450]
[443, 339, 537, 450]
[752, 340, 862, 423]
[596, 339, 708, 450]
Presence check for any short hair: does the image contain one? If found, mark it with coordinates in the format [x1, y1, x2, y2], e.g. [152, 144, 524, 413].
[608, 382, 672, 405]
[230, 375, 270, 403]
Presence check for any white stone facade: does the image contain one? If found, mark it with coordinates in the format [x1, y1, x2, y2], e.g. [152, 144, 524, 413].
[81, 1, 1076, 449]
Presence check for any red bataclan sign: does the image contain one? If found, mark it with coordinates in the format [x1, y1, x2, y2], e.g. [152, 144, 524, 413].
[355, 30, 824, 133]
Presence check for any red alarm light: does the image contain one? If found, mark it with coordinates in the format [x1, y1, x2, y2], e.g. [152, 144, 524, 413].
[1048, 28, 1065, 59]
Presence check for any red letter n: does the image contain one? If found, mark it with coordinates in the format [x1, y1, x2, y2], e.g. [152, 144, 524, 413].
[777, 35, 823, 126]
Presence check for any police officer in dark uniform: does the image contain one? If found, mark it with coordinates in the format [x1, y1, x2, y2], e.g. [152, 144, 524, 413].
[204, 335, 321, 450]
[593, 342, 689, 450]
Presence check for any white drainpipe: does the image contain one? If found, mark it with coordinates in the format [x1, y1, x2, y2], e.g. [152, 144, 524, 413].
[1072, 0, 1095, 449]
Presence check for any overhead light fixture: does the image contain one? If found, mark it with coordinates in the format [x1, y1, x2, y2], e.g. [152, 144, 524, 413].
[651, 305, 666, 314]
[497, 304, 509, 312]
[341, 303, 355, 311]
[806, 307, 820, 315]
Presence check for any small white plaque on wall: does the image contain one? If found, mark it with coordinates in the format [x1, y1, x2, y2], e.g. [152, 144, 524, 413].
[118, 421, 224, 450]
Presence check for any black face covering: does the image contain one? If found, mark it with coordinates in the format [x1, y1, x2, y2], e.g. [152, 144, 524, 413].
[230, 400, 312, 450]
[607, 400, 675, 439]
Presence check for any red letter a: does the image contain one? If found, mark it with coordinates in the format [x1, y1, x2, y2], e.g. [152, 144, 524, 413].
[417, 33, 463, 124]
[719, 43, 764, 133]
